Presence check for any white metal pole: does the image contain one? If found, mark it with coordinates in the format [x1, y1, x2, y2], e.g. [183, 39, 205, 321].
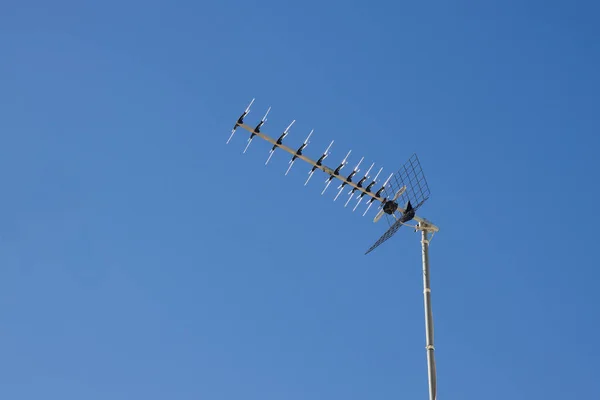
[421, 225, 437, 400]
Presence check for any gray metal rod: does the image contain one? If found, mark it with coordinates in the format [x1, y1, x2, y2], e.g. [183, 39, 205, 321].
[421, 228, 437, 400]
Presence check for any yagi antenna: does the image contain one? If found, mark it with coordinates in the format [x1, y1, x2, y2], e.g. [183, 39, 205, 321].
[227, 99, 440, 400]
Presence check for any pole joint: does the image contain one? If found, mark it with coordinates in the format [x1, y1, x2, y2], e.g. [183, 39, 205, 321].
[417, 221, 437, 243]
[417, 220, 438, 232]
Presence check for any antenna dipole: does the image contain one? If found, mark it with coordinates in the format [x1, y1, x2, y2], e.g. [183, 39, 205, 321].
[227, 99, 440, 400]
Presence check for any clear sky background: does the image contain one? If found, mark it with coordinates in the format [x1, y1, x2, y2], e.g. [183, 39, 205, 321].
[2, 1, 599, 399]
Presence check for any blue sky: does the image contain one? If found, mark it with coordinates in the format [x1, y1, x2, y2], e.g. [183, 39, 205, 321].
[1, 1, 599, 399]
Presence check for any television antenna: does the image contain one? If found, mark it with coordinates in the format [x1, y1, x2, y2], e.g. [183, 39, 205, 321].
[227, 99, 440, 400]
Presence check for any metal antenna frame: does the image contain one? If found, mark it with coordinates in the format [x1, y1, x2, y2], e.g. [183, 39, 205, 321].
[227, 99, 440, 400]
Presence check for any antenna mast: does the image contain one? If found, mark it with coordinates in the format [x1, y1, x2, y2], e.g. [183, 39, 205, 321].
[227, 99, 440, 400]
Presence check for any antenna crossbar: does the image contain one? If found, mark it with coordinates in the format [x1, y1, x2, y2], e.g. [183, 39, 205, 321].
[235, 122, 438, 231]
